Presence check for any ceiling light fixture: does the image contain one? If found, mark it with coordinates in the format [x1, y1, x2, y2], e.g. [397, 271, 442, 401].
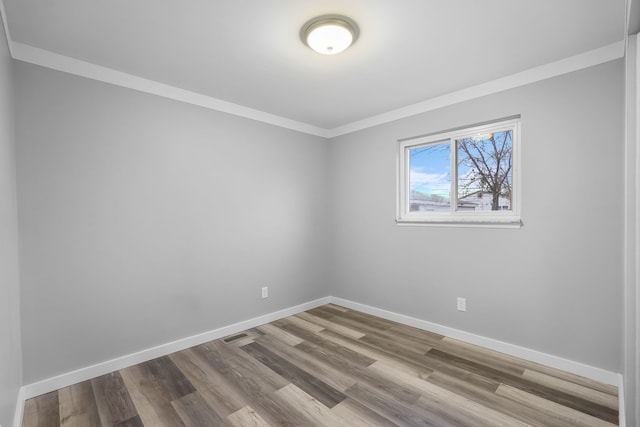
[301, 15, 359, 55]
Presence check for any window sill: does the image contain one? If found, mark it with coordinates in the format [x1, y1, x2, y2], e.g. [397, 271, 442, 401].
[396, 216, 522, 229]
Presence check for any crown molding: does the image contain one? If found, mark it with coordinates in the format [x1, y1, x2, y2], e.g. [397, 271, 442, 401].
[327, 40, 625, 138]
[10, 42, 330, 138]
[1, 0, 328, 137]
[0, 0, 627, 139]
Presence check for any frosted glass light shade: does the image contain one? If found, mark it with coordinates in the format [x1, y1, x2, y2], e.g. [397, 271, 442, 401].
[301, 16, 359, 55]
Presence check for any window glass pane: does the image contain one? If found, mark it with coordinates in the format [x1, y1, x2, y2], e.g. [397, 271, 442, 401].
[456, 129, 513, 211]
[408, 142, 451, 212]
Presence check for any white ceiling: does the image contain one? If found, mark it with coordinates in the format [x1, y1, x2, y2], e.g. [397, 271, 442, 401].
[0, 1, 628, 134]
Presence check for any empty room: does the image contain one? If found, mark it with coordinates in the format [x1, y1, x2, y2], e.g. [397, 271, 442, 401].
[1, 1, 639, 426]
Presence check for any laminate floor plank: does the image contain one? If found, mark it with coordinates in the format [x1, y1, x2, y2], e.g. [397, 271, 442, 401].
[241, 341, 347, 409]
[23, 391, 60, 427]
[426, 370, 579, 427]
[339, 340, 498, 394]
[306, 306, 341, 319]
[369, 361, 529, 427]
[171, 391, 227, 427]
[521, 369, 619, 410]
[299, 339, 425, 407]
[316, 312, 396, 337]
[273, 384, 349, 427]
[279, 315, 324, 334]
[329, 307, 401, 331]
[22, 304, 620, 426]
[169, 348, 248, 418]
[431, 338, 529, 377]
[428, 348, 618, 424]
[226, 405, 271, 427]
[119, 363, 187, 427]
[113, 415, 144, 427]
[359, 330, 435, 359]
[333, 317, 438, 356]
[496, 384, 617, 427]
[358, 333, 442, 370]
[419, 353, 503, 392]
[331, 398, 399, 427]
[417, 349, 524, 391]
[387, 324, 445, 346]
[295, 337, 422, 407]
[296, 336, 377, 368]
[368, 326, 440, 354]
[194, 340, 289, 392]
[438, 337, 618, 397]
[90, 372, 138, 426]
[344, 382, 443, 427]
[253, 334, 357, 392]
[58, 381, 101, 427]
[256, 323, 303, 347]
[324, 303, 349, 312]
[192, 344, 308, 427]
[222, 329, 263, 348]
[271, 319, 326, 345]
[316, 329, 434, 378]
[295, 312, 365, 339]
[146, 356, 196, 400]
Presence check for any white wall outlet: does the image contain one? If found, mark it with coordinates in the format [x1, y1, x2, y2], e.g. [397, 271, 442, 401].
[457, 297, 466, 312]
[261, 286, 269, 299]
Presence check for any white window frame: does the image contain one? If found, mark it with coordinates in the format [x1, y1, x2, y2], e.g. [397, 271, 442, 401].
[396, 117, 521, 228]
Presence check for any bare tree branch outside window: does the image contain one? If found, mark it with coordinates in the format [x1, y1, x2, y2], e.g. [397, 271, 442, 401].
[456, 130, 513, 211]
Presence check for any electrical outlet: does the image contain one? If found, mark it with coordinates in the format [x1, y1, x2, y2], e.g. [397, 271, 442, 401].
[261, 286, 269, 299]
[457, 297, 466, 312]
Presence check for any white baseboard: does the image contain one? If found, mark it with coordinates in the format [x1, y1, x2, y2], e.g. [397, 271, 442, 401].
[15, 295, 625, 426]
[19, 296, 330, 402]
[12, 387, 25, 427]
[330, 297, 621, 387]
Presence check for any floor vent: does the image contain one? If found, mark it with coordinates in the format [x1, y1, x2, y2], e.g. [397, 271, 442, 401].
[223, 333, 248, 343]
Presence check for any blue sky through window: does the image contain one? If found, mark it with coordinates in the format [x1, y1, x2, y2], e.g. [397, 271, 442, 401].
[409, 142, 451, 200]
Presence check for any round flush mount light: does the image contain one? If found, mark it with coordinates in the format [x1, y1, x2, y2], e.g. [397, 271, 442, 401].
[301, 15, 359, 55]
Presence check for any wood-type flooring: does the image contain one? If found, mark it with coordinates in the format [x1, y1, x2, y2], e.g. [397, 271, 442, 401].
[22, 304, 619, 426]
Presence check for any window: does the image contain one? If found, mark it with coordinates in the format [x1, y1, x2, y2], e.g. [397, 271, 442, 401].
[397, 117, 521, 227]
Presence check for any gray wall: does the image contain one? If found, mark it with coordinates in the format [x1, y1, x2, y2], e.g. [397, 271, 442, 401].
[0, 15, 22, 427]
[328, 60, 624, 372]
[15, 62, 329, 383]
[13, 55, 626, 386]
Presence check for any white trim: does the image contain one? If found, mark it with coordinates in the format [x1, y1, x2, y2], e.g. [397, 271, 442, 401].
[395, 220, 522, 229]
[330, 297, 622, 387]
[19, 297, 330, 400]
[327, 41, 625, 138]
[12, 387, 25, 427]
[9, 42, 330, 138]
[0, 32, 623, 139]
